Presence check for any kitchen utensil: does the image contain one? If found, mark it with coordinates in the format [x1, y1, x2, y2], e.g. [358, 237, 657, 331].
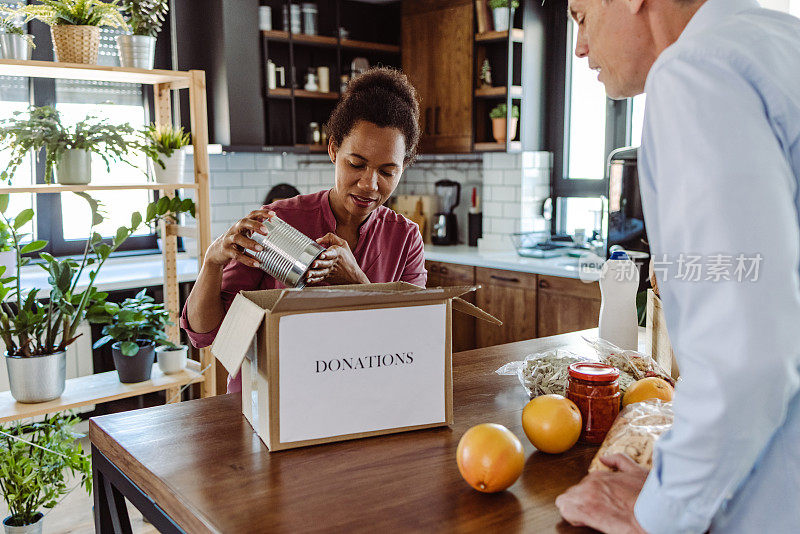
[431, 179, 461, 245]
[245, 216, 326, 288]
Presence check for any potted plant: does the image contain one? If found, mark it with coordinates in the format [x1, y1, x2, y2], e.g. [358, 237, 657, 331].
[489, 102, 519, 143]
[156, 342, 187, 374]
[488, 0, 518, 33]
[0, 412, 91, 534]
[91, 289, 177, 383]
[0, 220, 14, 278]
[0, 192, 195, 403]
[0, 15, 35, 60]
[0, 106, 142, 185]
[144, 123, 191, 184]
[117, 0, 168, 69]
[4, 0, 126, 64]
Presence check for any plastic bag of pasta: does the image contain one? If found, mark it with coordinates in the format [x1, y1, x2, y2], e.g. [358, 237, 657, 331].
[495, 349, 591, 398]
[588, 399, 674, 472]
[583, 337, 675, 394]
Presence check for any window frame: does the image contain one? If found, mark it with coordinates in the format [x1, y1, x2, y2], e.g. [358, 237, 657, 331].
[20, 18, 161, 257]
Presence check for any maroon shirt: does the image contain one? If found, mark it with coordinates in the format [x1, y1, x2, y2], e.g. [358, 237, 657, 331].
[180, 189, 427, 392]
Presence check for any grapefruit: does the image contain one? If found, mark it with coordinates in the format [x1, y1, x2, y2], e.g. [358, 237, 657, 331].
[456, 423, 525, 493]
[521, 394, 582, 454]
[622, 377, 674, 407]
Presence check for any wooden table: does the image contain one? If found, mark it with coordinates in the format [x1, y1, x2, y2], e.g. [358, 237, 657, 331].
[90, 329, 637, 533]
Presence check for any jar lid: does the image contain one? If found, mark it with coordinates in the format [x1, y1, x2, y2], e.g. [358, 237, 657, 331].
[568, 362, 619, 382]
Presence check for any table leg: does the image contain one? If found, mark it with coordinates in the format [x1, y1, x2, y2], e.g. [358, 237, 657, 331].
[93, 446, 132, 534]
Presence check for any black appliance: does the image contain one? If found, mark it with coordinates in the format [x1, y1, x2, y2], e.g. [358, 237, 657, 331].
[432, 179, 461, 245]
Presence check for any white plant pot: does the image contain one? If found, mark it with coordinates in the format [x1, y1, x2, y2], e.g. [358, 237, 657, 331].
[56, 149, 92, 185]
[151, 149, 186, 184]
[116, 34, 156, 70]
[492, 7, 514, 32]
[0, 250, 16, 278]
[156, 345, 188, 374]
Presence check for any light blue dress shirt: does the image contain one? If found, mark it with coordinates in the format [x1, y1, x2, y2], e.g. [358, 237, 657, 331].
[635, 0, 800, 532]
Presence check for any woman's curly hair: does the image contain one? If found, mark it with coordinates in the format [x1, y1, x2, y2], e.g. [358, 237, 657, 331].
[326, 67, 420, 165]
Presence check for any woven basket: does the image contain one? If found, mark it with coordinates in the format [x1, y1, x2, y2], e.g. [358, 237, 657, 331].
[51, 25, 100, 64]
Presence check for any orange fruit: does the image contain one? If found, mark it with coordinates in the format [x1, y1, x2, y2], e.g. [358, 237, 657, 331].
[521, 394, 582, 454]
[622, 377, 674, 407]
[456, 423, 525, 493]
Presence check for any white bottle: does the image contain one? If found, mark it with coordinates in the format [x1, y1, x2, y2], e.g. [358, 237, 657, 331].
[598, 250, 640, 350]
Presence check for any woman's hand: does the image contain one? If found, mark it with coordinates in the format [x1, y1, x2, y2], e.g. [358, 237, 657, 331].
[204, 209, 276, 270]
[306, 233, 370, 285]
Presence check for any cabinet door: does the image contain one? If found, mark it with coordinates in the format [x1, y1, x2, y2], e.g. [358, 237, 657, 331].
[402, 8, 435, 147]
[536, 275, 601, 337]
[475, 268, 537, 348]
[426, 260, 476, 352]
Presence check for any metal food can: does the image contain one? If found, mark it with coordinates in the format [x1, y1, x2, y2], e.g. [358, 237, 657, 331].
[245, 216, 326, 288]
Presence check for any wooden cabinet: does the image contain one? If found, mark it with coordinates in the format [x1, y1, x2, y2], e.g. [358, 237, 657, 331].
[536, 275, 601, 338]
[402, 0, 473, 153]
[426, 260, 476, 352]
[475, 267, 537, 348]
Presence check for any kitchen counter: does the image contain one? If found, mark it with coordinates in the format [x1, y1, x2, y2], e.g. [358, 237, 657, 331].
[425, 244, 599, 281]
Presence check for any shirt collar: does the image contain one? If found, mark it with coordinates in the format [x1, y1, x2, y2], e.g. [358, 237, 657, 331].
[680, 0, 760, 41]
[321, 189, 380, 236]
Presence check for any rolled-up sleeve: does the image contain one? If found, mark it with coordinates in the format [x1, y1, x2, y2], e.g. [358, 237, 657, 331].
[634, 55, 800, 532]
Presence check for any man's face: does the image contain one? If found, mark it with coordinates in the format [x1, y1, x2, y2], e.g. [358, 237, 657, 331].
[569, 0, 653, 99]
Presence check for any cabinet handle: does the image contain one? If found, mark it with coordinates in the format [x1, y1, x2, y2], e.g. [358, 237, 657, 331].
[491, 274, 520, 284]
[539, 279, 550, 289]
[434, 106, 441, 135]
[440, 266, 448, 275]
[425, 107, 432, 136]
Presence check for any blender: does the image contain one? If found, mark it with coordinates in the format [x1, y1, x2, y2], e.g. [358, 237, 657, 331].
[432, 179, 461, 245]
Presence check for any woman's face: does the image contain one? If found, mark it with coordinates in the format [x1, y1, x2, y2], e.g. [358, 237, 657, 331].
[329, 120, 406, 221]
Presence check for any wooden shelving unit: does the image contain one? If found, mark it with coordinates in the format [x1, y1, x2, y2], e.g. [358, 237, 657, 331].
[474, 85, 523, 98]
[0, 60, 214, 422]
[267, 87, 340, 100]
[474, 141, 522, 152]
[262, 30, 400, 54]
[475, 29, 524, 43]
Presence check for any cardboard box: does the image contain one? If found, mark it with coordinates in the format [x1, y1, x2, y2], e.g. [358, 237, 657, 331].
[211, 282, 499, 451]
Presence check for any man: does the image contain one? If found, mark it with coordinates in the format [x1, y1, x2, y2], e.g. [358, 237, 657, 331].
[555, 0, 800, 532]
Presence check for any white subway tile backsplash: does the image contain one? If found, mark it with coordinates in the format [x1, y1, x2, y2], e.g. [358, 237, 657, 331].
[522, 151, 553, 169]
[484, 170, 503, 185]
[209, 154, 228, 171]
[227, 187, 258, 204]
[503, 170, 522, 186]
[483, 201, 503, 218]
[503, 202, 521, 218]
[254, 154, 283, 170]
[211, 171, 242, 188]
[212, 204, 247, 223]
[226, 153, 256, 170]
[491, 186, 516, 202]
[491, 217, 517, 235]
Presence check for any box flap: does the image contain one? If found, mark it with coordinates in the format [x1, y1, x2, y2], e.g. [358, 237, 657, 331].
[210, 293, 267, 376]
[453, 297, 503, 325]
[243, 282, 478, 314]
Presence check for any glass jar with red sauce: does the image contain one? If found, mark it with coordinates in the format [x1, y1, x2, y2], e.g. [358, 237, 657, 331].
[566, 362, 621, 444]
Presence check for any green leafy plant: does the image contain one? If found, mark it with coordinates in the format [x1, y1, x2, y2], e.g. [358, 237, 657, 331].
[2, 0, 126, 28]
[0, 412, 91, 527]
[0, 16, 35, 48]
[488, 0, 519, 9]
[0, 220, 12, 253]
[143, 123, 191, 169]
[0, 106, 143, 183]
[0, 192, 195, 357]
[91, 289, 175, 356]
[489, 102, 520, 119]
[120, 0, 168, 36]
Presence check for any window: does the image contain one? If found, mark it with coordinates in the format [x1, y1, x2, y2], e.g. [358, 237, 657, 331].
[0, 13, 158, 257]
[556, 20, 644, 236]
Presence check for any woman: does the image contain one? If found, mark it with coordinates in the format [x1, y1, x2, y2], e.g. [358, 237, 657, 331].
[181, 68, 427, 393]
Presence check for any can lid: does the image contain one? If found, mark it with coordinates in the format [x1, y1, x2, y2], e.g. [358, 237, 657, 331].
[609, 250, 630, 260]
[568, 362, 619, 382]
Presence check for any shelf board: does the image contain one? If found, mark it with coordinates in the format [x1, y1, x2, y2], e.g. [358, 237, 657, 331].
[0, 183, 199, 194]
[0, 361, 204, 423]
[267, 88, 339, 100]
[340, 38, 400, 54]
[295, 144, 329, 153]
[475, 29, 524, 43]
[474, 141, 522, 152]
[262, 30, 400, 53]
[0, 59, 192, 88]
[474, 86, 523, 98]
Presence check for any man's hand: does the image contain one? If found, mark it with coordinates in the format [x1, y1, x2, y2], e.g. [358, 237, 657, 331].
[306, 233, 370, 285]
[555, 454, 649, 534]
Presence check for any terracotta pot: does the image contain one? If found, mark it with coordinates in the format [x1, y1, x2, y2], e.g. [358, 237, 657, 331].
[491, 117, 518, 143]
[50, 25, 100, 64]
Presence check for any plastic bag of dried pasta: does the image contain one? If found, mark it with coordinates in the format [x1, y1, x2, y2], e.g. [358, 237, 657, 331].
[495, 349, 591, 398]
[588, 399, 674, 472]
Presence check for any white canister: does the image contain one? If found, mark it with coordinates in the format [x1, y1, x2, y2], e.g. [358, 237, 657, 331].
[259, 6, 272, 31]
[317, 66, 330, 93]
[598, 250, 640, 350]
[268, 60, 285, 90]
